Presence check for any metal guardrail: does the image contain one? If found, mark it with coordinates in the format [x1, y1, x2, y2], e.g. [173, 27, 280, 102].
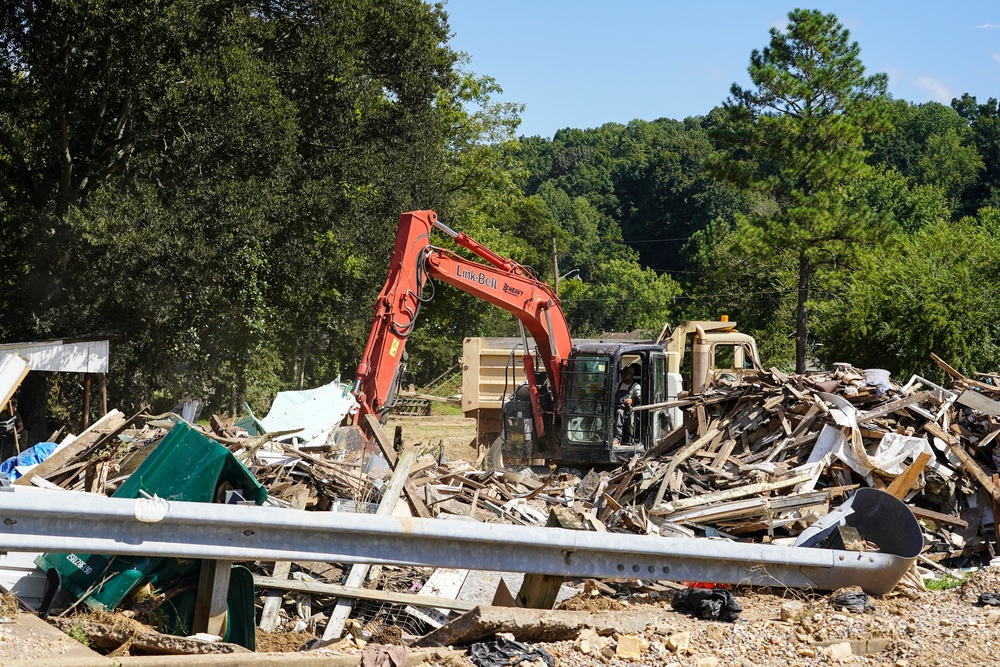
[0, 486, 920, 595]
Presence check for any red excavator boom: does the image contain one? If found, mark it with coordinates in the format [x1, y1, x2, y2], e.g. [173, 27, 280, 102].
[353, 210, 572, 434]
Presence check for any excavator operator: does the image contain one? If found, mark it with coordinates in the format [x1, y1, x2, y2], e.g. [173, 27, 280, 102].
[612, 363, 641, 446]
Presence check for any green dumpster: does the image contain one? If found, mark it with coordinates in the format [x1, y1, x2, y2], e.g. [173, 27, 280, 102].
[36, 421, 266, 648]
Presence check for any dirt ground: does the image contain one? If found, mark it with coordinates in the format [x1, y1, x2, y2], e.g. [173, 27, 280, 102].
[384, 413, 479, 464]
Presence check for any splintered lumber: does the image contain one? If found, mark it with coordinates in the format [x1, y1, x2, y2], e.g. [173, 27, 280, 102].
[931, 353, 997, 392]
[956, 389, 1000, 418]
[653, 427, 722, 506]
[907, 505, 969, 529]
[650, 489, 831, 523]
[642, 423, 687, 460]
[193, 559, 232, 637]
[857, 391, 931, 424]
[924, 421, 1000, 505]
[258, 492, 309, 632]
[366, 413, 433, 518]
[321, 446, 417, 642]
[886, 452, 932, 499]
[656, 472, 815, 514]
[253, 575, 477, 612]
[14, 409, 126, 487]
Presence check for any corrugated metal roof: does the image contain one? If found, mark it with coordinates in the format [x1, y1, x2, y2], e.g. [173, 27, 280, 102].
[259, 380, 358, 442]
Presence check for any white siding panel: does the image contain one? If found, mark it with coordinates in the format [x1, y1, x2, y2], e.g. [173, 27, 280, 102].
[0, 341, 109, 373]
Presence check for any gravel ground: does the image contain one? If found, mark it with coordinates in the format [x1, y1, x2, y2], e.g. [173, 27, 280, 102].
[409, 567, 1000, 667]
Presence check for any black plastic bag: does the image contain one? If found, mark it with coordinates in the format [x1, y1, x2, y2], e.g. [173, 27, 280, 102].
[829, 589, 873, 613]
[468, 637, 554, 667]
[978, 592, 1000, 606]
[672, 588, 742, 622]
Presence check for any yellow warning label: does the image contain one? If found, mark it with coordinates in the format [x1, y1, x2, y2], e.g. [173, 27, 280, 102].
[389, 339, 399, 358]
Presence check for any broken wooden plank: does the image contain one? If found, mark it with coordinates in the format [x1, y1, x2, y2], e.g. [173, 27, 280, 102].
[931, 353, 997, 391]
[924, 421, 1000, 506]
[321, 446, 417, 642]
[652, 427, 722, 506]
[14, 409, 125, 487]
[857, 391, 931, 424]
[885, 452, 932, 499]
[655, 472, 815, 514]
[957, 389, 1000, 418]
[366, 413, 433, 519]
[642, 423, 687, 460]
[253, 575, 477, 612]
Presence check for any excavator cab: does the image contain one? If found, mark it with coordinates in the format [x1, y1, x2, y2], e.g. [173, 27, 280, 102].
[498, 342, 672, 465]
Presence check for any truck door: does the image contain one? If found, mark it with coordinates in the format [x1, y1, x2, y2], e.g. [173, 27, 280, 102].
[649, 352, 669, 444]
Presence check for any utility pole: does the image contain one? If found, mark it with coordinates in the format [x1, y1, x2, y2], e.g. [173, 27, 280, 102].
[552, 238, 559, 295]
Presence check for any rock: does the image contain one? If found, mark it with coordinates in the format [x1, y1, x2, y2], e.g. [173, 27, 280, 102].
[667, 631, 690, 654]
[705, 624, 726, 642]
[575, 627, 607, 654]
[650, 623, 672, 635]
[614, 634, 646, 660]
[780, 600, 805, 622]
[694, 656, 719, 667]
[825, 641, 853, 662]
[987, 611, 1000, 625]
[798, 647, 817, 657]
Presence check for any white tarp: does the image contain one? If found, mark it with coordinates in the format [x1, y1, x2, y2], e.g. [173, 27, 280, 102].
[259, 379, 358, 443]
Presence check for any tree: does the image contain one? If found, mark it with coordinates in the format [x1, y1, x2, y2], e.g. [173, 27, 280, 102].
[867, 100, 983, 214]
[952, 95, 1000, 215]
[0, 0, 492, 423]
[812, 209, 1000, 378]
[709, 9, 889, 372]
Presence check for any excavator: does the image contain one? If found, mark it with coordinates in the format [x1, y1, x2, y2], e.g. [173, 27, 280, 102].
[352, 210, 756, 465]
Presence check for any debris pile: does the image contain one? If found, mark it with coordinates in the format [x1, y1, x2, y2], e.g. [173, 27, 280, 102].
[3, 352, 1000, 657]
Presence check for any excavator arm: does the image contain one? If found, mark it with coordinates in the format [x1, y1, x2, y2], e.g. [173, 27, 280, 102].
[353, 210, 572, 433]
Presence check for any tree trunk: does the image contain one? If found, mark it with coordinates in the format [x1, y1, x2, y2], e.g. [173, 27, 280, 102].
[795, 252, 810, 374]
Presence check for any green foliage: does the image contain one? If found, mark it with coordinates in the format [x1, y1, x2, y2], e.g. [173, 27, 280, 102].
[923, 573, 967, 591]
[868, 100, 983, 213]
[66, 625, 92, 647]
[560, 259, 681, 336]
[681, 216, 797, 368]
[952, 95, 1000, 216]
[812, 209, 1000, 377]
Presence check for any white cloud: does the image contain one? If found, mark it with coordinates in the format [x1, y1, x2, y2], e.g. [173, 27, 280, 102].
[915, 76, 955, 103]
[993, 52, 1000, 65]
[977, 23, 1000, 29]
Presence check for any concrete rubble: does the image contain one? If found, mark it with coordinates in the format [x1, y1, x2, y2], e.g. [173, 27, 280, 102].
[2, 354, 1000, 663]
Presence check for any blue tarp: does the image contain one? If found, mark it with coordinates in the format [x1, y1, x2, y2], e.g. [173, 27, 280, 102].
[0, 441, 58, 480]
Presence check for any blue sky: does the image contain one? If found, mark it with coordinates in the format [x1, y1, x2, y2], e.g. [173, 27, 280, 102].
[444, 1, 1000, 138]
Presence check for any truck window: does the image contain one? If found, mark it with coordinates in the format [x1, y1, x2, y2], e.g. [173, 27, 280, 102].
[714, 344, 735, 370]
